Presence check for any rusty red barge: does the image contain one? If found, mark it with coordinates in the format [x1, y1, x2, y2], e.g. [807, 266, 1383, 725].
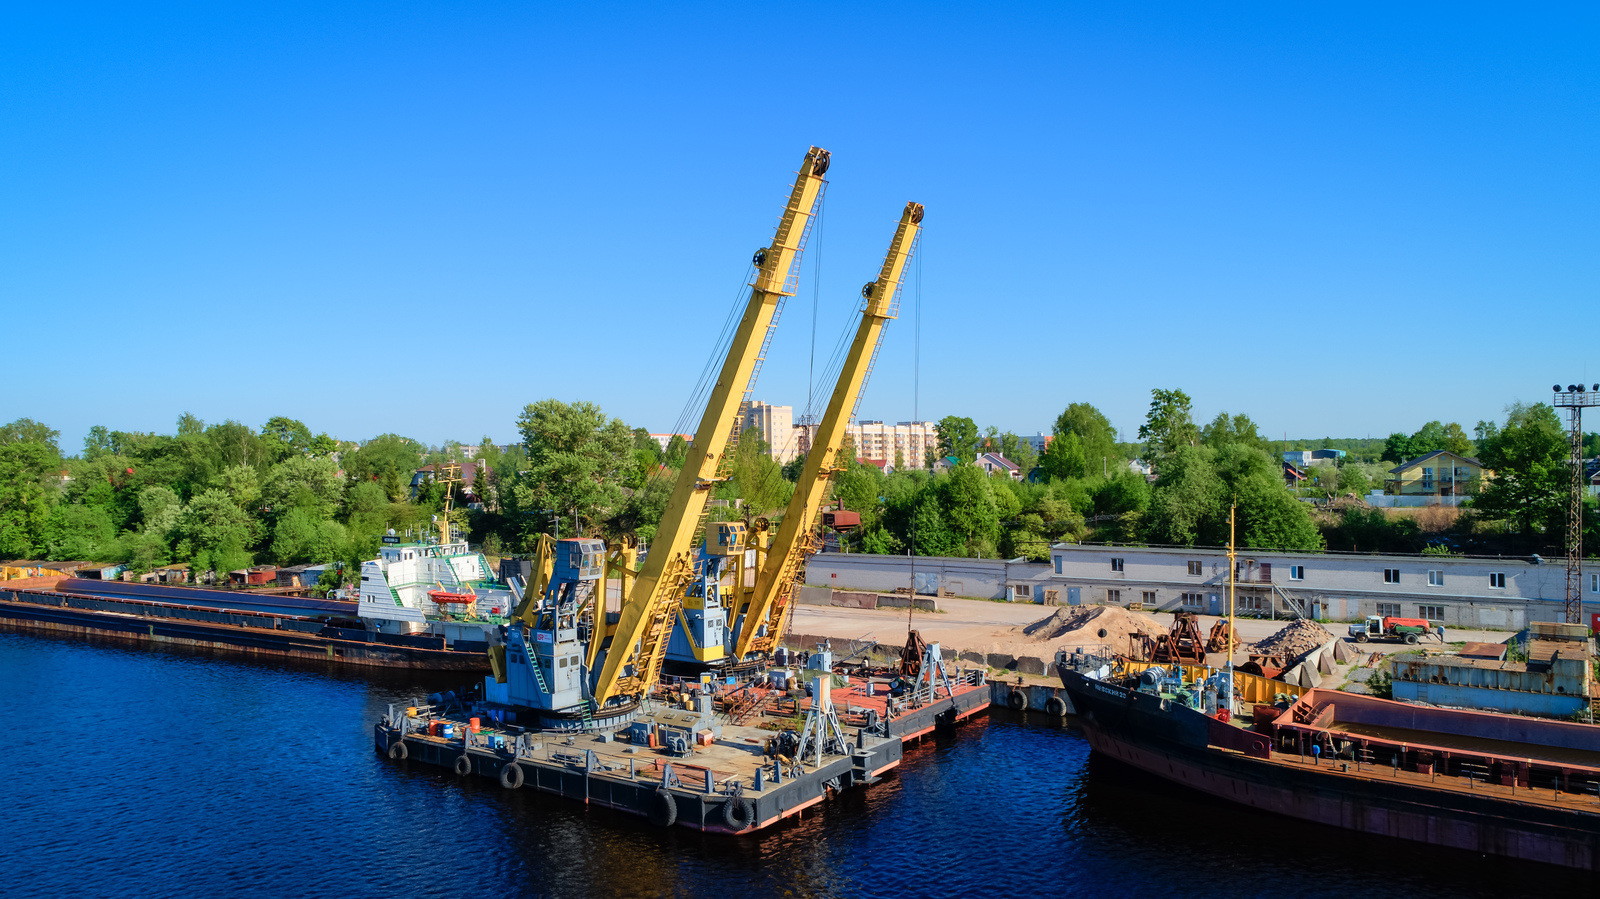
[1061, 667, 1600, 871]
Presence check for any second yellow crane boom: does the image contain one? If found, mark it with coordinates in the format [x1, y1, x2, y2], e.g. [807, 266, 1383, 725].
[732, 201, 923, 660]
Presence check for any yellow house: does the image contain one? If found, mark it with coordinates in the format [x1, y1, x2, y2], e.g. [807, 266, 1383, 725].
[1384, 450, 1483, 496]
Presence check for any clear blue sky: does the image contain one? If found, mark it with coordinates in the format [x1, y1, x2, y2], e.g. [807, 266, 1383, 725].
[4, 4, 1596, 453]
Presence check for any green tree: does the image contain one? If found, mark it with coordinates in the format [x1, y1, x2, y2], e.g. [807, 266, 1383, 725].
[260, 455, 344, 522]
[137, 486, 183, 536]
[271, 507, 347, 564]
[261, 416, 314, 462]
[1138, 388, 1199, 464]
[939, 465, 999, 555]
[1039, 432, 1088, 481]
[909, 494, 961, 557]
[516, 399, 634, 534]
[0, 441, 61, 557]
[1381, 432, 1413, 464]
[1144, 445, 1225, 546]
[39, 504, 117, 560]
[174, 489, 260, 572]
[0, 418, 61, 453]
[935, 416, 979, 464]
[1201, 412, 1262, 449]
[1472, 402, 1567, 536]
[1094, 470, 1151, 517]
[729, 427, 793, 515]
[664, 435, 689, 468]
[1336, 464, 1370, 496]
[1052, 402, 1118, 468]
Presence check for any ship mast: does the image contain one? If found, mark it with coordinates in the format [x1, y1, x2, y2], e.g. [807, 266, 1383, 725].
[1225, 503, 1236, 719]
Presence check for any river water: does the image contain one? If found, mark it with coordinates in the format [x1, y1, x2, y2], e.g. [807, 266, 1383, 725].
[3, 631, 1589, 898]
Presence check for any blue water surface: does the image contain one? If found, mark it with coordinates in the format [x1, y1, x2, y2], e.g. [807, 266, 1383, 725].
[2, 631, 1589, 898]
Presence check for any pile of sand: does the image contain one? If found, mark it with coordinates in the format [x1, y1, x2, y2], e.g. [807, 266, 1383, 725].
[1011, 605, 1166, 651]
[1247, 619, 1334, 662]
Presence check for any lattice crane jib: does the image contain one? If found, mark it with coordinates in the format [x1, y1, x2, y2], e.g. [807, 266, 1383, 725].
[1553, 384, 1599, 625]
[590, 147, 831, 706]
[733, 201, 924, 661]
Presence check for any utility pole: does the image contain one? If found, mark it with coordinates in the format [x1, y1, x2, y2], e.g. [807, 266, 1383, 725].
[1552, 383, 1599, 625]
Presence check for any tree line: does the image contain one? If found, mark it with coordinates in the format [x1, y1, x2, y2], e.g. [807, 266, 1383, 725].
[0, 390, 1592, 579]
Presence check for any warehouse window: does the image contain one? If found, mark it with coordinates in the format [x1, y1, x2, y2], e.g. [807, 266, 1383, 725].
[1180, 592, 1203, 610]
[1239, 595, 1262, 612]
[1187, 561, 1202, 576]
[1107, 589, 1121, 604]
[1383, 569, 1401, 584]
[1377, 602, 1401, 618]
[1143, 591, 1157, 606]
[1289, 565, 1304, 581]
[1111, 558, 1124, 572]
[1427, 570, 1444, 587]
[1591, 573, 1597, 593]
[1418, 605, 1445, 622]
[1054, 556, 1062, 575]
[1489, 572, 1506, 589]
[1014, 584, 1032, 599]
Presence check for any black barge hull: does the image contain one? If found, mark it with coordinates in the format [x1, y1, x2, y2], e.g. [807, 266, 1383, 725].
[0, 588, 492, 671]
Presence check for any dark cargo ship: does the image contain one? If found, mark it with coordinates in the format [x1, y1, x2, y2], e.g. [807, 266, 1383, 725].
[1060, 665, 1600, 871]
[0, 578, 493, 671]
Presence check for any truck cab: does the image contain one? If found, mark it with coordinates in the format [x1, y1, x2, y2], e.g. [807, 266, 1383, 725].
[1348, 615, 1384, 643]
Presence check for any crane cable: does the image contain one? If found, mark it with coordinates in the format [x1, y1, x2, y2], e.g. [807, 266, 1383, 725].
[909, 233, 922, 638]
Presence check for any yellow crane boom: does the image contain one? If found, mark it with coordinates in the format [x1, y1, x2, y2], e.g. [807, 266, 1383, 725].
[733, 201, 923, 660]
[591, 146, 831, 706]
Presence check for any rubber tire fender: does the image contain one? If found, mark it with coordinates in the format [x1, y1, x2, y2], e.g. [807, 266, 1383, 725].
[1044, 696, 1067, 717]
[1006, 689, 1028, 711]
[499, 762, 524, 790]
[388, 740, 408, 760]
[650, 788, 679, 828]
[720, 796, 757, 831]
[454, 754, 473, 776]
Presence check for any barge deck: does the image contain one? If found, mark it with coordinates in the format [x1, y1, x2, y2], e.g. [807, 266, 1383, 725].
[375, 708, 904, 834]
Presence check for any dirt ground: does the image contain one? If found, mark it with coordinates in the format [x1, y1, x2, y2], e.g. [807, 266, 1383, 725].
[792, 597, 1511, 678]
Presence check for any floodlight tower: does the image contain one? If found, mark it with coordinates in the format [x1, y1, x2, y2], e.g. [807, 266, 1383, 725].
[1552, 382, 1600, 625]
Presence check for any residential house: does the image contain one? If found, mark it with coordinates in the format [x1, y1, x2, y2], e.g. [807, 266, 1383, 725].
[413, 462, 483, 501]
[1385, 450, 1483, 497]
[976, 452, 1021, 480]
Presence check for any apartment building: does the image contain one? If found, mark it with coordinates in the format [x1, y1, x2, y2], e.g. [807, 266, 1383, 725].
[742, 401, 800, 464]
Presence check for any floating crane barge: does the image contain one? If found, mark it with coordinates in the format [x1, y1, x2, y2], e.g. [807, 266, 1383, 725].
[373, 659, 987, 833]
